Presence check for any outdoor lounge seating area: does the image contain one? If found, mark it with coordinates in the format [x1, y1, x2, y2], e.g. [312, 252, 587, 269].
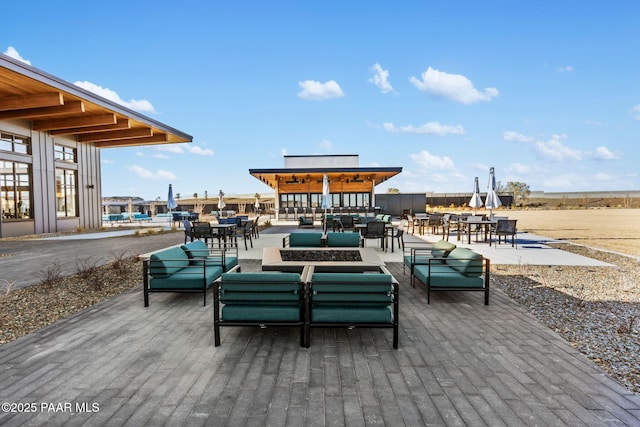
[2, 224, 640, 426]
[213, 265, 399, 349]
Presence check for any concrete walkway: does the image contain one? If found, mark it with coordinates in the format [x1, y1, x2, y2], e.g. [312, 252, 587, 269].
[1, 222, 637, 425]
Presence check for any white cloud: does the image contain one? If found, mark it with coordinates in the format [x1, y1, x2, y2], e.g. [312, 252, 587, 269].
[101, 159, 114, 165]
[74, 81, 156, 113]
[409, 150, 456, 171]
[585, 119, 602, 126]
[281, 148, 288, 156]
[632, 105, 640, 121]
[508, 162, 532, 174]
[368, 63, 394, 94]
[188, 146, 214, 156]
[503, 131, 534, 142]
[153, 153, 169, 159]
[297, 80, 345, 100]
[3, 46, 31, 65]
[319, 140, 332, 151]
[135, 151, 144, 157]
[127, 165, 176, 180]
[409, 67, 498, 104]
[383, 121, 464, 136]
[594, 172, 611, 181]
[557, 65, 574, 73]
[535, 134, 583, 161]
[590, 146, 618, 160]
[157, 145, 185, 154]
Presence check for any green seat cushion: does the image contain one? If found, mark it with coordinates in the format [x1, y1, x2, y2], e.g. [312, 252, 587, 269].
[149, 265, 222, 289]
[222, 305, 301, 322]
[311, 305, 392, 323]
[326, 232, 361, 247]
[446, 248, 484, 277]
[289, 233, 323, 247]
[149, 246, 191, 278]
[413, 265, 483, 288]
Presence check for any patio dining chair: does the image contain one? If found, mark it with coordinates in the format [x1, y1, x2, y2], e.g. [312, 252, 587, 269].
[231, 220, 254, 250]
[362, 221, 387, 250]
[491, 219, 518, 247]
[192, 221, 216, 245]
[182, 219, 194, 244]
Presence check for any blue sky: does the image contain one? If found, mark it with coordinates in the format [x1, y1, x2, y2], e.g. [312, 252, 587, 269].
[4, 1, 639, 200]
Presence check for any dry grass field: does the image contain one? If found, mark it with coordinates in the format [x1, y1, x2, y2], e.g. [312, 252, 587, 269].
[487, 208, 640, 257]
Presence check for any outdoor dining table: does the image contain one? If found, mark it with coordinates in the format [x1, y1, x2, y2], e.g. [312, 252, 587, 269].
[457, 217, 496, 244]
[354, 222, 396, 252]
[210, 223, 237, 247]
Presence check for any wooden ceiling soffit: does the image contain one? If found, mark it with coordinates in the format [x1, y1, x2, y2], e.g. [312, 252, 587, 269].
[49, 118, 130, 135]
[0, 101, 84, 120]
[0, 92, 63, 111]
[32, 113, 116, 131]
[93, 133, 168, 148]
[77, 127, 152, 143]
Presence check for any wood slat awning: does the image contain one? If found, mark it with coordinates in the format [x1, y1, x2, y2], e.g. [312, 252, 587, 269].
[249, 167, 402, 190]
[0, 54, 192, 148]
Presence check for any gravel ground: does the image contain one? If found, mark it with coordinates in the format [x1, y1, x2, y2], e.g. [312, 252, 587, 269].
[1, 242, 639, 396]
[493, 244, 640, 395]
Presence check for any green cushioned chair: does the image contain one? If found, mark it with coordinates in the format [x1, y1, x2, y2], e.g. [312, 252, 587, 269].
[143, 245, 224, 307]
[403, 239, 456, 276]
[412, 247, 489, 305]
[214, 267, 307, 346]
[305, 267, 399, 349]
[326, 232, 361, 247]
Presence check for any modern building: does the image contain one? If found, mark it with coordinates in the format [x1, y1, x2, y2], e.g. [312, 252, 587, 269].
[249, 154, 402, 219]
[0, 54, 192, 237]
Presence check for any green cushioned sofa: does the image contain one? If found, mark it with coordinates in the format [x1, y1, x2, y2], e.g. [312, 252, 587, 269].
[412, 247, 490, 305]
[142, 244, 226, 306]
[304, 266, 399, 348]
[214, 266, 308, 346]
[403, 239, 456, 275]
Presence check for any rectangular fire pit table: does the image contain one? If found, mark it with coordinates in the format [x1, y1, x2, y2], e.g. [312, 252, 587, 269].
[262, 247, 385, 272]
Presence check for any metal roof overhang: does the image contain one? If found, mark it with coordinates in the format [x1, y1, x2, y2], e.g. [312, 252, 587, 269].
[249, 167, 402, 189]
[0, 54, 192, 148]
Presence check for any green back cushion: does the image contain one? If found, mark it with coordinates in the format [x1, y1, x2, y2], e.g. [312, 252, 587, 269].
[446, 248, 483, 277]
[326, 232, 360, 247]
[289, 232, 323, 247]
[149, 246, 190, 277]
[311, 273, 393, 301]
[181, 240, 209, 259]
[431, 240, 457, 258]
[220, 272, 303, 304]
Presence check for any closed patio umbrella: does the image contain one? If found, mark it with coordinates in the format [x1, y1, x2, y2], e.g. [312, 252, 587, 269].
[485, 167, 502, 217]
[218, 190, 226, 216]
[167, 184, 177, 211]
[469, 177, 483, 213]
[321, 174, 332, 230]
[254, 196, 260, 213]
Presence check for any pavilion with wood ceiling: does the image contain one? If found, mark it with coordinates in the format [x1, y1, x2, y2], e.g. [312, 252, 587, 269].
[250, 155, 402, 220]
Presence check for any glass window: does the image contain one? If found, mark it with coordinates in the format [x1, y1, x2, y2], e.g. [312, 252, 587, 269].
[56, 169, 77, 217]
[54, 144, 77, 162]
[0, 132, 31, 154]
[1, 160, 33, 220]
